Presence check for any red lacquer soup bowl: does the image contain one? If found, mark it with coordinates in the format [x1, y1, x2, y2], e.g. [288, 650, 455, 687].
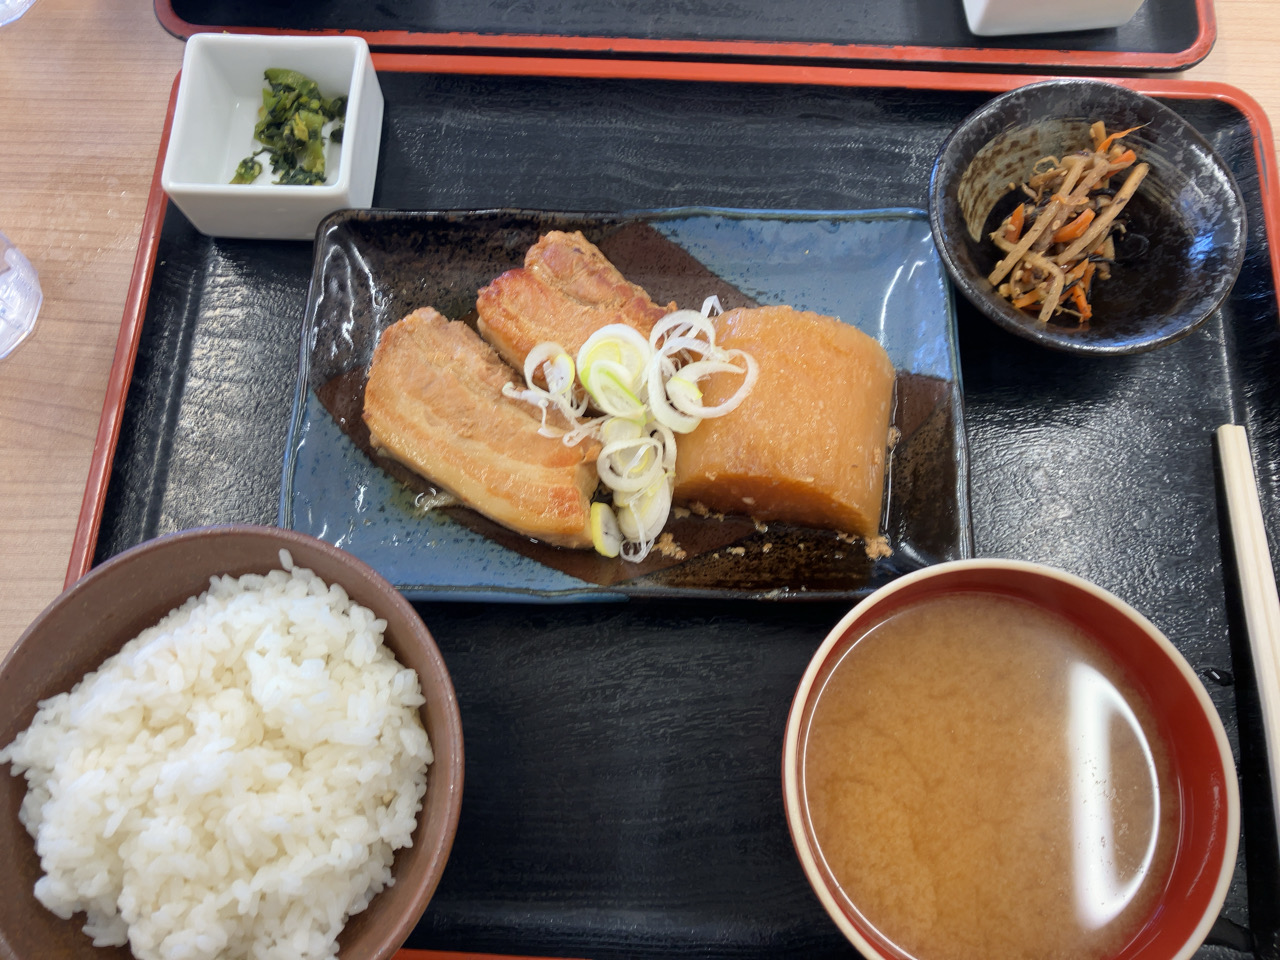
[783, 559, 1238, 960]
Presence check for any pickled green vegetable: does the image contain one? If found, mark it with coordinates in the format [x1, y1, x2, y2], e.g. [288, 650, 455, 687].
[230, 156, 263, 185]
[230, 69, 347, 186]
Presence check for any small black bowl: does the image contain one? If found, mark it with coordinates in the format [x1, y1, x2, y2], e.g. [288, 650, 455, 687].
[929, 79, 1246, 355]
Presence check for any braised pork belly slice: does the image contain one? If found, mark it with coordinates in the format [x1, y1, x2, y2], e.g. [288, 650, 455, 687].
[362, 307, 599, 548]
[476, 230, 674, 373]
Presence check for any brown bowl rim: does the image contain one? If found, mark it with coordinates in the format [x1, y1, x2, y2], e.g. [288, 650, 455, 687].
[0, 523, 464, 960]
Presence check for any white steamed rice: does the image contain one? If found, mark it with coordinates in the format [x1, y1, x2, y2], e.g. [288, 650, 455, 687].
[0, 550, 433, 960]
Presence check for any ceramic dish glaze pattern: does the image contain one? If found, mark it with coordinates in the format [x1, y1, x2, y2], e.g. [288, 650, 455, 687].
[929, 79, 1247, 356]
[279, 208, 972, 601]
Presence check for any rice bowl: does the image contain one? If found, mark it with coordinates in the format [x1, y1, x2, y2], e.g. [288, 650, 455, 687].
[0, 525, 463, 960]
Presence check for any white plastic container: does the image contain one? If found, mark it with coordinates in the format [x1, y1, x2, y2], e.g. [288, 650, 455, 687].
[962, 0, 1145, 36]
[161, 34, 383, 241]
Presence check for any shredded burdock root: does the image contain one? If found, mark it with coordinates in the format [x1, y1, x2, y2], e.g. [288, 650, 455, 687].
[988, 122, 1149, 325]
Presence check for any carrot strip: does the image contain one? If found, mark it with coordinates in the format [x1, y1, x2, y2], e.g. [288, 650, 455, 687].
[1052, 208, 1096, 243]
[1012, 290, 1041, 309]
[1098, 124, 1144, 153]
[1005, 203, 1025, 242]
[1070, 284, 1092, 320]
[1107, 149, 1137, 171]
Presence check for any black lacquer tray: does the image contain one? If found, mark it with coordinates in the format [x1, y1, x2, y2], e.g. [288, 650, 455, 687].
[155, 0, 1214, 73]
[84, 62, 1280, 959]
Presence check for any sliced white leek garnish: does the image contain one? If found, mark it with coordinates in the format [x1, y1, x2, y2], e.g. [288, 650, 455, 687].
[577, 324, 654, 417]
[581, 359, 646, 419]
[612, 470, 673, 563]
[597, 434, 665, 493]
[649, 308, 713, 347]
[502, 291, 754, 563]
[601, 415, 644, 445]
[525, 342, 575, 393]
[590, 502, 622, 558]
[596, 424, 677, 563]
[649, 420, 678, 471]
[665, 352, 758, 420]
[647, 355, 701, 434]
[502, 342, 587, 437]
[616, 472, 673, 542]
[579, 324, 653, 380]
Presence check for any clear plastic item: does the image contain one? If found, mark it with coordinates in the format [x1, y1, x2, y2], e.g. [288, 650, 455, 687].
[0, 0, 37, 27]
[0, 233, 42, 359]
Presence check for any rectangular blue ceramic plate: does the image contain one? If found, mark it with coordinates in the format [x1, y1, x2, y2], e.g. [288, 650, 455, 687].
[280, 208, 971, 600]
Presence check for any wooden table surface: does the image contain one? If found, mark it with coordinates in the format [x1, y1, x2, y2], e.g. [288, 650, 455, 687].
[0, 0, 1278, 659]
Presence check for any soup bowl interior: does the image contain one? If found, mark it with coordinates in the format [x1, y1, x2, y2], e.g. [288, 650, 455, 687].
[929, 79, 1246, 355]
[783, 558, 1238, 960]
[0, 525, 463, 960]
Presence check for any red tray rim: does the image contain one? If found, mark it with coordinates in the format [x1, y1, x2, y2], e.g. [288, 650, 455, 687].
[153, 0, 1216, 73]
[68, 58, 1280, 592]
[62, 56, 1280, 960]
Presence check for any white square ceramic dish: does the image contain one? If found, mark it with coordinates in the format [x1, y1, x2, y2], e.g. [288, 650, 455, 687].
[160, 34, 383, 241]
[962, 0, 1145, 35]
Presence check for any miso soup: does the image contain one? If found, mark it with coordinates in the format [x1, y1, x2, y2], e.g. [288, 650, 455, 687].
[802, 591, 1178, 960]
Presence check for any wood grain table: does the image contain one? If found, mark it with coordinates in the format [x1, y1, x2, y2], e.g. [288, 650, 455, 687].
[1, 0, 1278, 659]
